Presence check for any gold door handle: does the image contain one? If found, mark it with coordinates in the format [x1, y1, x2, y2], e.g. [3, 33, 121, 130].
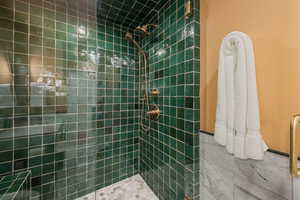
[290, 115, 300, 177]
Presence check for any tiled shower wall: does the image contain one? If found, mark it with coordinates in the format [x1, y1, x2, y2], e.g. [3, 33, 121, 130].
[0, 0, 139, 199]
[139, 0, 200, 199]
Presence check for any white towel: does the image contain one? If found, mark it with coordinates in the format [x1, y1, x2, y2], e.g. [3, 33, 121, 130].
[214, 31, 268, 160]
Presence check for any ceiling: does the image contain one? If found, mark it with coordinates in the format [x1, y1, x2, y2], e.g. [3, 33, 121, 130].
[97, 0, 168, 28]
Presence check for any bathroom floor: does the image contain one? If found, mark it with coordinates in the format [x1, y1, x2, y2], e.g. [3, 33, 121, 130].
[78, 175, 158, 200]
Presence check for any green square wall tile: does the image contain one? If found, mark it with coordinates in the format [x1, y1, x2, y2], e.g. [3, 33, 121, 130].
[139, 0, 200, 199]
[0, 0, 199, 199]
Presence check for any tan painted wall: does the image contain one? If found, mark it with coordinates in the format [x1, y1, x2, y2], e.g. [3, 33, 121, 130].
[200, 0, 300, 153]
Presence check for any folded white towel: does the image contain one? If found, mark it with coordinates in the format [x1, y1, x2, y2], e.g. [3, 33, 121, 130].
[214, 31, 268, 160]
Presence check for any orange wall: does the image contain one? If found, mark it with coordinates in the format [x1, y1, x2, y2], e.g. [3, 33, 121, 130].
[200, 0, 300, 153]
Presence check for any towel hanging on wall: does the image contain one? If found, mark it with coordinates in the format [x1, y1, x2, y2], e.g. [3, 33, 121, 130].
[214, 31, 268, 160]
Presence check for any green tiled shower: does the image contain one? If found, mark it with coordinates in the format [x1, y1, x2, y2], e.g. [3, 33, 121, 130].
[140, 1, 200, 199]
[0, 0, 200, 199]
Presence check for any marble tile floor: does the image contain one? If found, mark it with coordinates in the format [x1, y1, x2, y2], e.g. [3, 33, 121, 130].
[77, 175, 159, 200]
[199, 132, 292, 200]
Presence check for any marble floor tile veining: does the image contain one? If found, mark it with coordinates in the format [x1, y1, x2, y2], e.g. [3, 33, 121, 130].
[199, 132, 292, 200]
[96, 175, 159, 200]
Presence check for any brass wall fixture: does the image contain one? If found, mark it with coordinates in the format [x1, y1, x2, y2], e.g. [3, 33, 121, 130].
[185, 0, 192, 18]
[135, 24, 158, 35]
[184, 196, 192, 200]
[146, 107, 160, 118]
[290, 114, 300, 177]
[150, 88, 160, 96]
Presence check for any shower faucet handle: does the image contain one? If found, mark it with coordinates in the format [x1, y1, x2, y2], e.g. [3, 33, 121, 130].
[146, 107, 160, 118]
[184, 196, 192, 200]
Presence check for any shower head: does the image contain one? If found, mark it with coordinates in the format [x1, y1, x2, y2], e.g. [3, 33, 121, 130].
[134, 24, 158, 36]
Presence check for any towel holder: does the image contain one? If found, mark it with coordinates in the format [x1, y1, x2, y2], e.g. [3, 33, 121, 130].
[290, 114, 300, 177]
